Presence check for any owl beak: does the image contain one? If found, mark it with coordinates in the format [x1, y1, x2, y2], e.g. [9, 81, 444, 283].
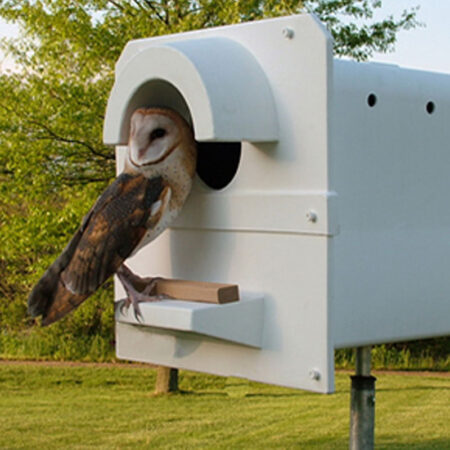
[138, 148, 147, 159]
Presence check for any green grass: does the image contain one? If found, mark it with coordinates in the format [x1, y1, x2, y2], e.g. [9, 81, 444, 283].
[2, 329, 448, 371]
[0, 363, 448, 449]
[0, 329, 116, 362]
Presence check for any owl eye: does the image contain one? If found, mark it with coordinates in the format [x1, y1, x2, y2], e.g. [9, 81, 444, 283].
[150, 128, 166, 140]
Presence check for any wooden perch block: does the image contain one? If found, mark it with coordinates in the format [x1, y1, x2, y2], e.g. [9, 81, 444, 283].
[154, 279, 239, 304]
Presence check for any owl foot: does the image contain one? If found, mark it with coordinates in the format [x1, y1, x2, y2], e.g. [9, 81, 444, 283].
[116, 264, 171, 322]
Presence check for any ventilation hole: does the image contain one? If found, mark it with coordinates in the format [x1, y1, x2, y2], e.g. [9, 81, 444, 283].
[367, 93, 377, 107]
[426, 101, 435, 114]
[196, 142, 241, 190]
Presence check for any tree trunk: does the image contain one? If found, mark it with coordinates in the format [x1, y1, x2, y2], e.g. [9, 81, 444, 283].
[155, 366, 179, 394]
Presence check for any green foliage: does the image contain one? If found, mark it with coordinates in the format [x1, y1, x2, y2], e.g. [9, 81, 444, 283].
[1, 364, 450, 448]
[308, 1, 420, 60]
[0, 288, 115, 361]
[0, 0, 437, 364]
[336, 338, 450, 372]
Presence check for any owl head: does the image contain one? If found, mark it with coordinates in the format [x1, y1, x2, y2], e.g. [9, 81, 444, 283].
[127, 108, 194, 168]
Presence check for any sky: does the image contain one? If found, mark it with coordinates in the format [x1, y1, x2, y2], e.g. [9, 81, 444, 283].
[0, 1, 450, 74]
[369, 0, 450, 74]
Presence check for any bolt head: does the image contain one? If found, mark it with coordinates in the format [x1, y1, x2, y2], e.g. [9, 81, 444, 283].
[282, 27, 295, 39]
[306, 210, 318, 223]
[309, 369, 321, 381]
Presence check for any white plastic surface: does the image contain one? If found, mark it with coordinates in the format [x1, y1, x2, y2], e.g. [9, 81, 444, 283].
[172, 187, 339, 236]
[330, 60, 450, 347]
[104, 37, 278, 144]
[115, 293, 264, 348]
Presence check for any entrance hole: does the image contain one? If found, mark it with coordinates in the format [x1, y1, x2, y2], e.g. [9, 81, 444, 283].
[196, 142, 241, 190]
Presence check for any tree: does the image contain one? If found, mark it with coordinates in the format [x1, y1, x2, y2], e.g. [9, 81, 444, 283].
[0, 1, 419, 359]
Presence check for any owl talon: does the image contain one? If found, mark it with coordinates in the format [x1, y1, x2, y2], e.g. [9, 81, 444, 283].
[133, 304, 144, 323]
[119, 299, 129, 315]
[117, 296, 143, 322]
[117, 265, 170, 322]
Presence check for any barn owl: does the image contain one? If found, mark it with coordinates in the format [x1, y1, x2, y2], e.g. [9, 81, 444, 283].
[28, 108, 197, 325]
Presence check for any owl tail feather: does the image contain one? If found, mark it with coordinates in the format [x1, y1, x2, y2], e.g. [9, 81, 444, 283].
[28, 274, 89, 326]
[28, 262, 90, 326]
[28, 226, 90, 326]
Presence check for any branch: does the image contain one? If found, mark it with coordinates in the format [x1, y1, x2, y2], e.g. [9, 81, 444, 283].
[107, 0, 125, 11]
[176, 6, 203, 20]
[28, 121, 115, 161]
[132, 0, 147, 12]
[142, 0, 170, 27]
[162, 0, 170, 26]
[108, 0, 137, 17]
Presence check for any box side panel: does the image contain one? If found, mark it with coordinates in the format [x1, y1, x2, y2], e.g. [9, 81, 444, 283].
[330, 60, 450, 348]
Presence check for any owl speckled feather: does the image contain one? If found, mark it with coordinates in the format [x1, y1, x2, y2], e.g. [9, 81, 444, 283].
[28, 108, 197, 325]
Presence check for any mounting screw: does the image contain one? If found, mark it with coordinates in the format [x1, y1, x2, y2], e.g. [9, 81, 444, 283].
[306, 210, 318, 223]
[282, 27, 295, 39]
[309, 369, 321, 381]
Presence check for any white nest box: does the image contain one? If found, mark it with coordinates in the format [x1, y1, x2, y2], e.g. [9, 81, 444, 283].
[104, 14, 450, 393]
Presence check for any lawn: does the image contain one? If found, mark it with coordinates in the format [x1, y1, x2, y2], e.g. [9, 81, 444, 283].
[0, 363, 448, 449]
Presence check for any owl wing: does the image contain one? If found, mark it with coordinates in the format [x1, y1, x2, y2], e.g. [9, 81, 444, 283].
[28, 172, 167, 324]
[61, 173, 167, 295]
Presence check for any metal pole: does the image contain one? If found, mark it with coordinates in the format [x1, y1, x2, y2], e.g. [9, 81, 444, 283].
[349, 346, 376, 450]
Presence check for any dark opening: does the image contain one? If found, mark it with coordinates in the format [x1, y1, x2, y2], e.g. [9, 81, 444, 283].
[367, 93, 377, 107]
[426, 101, 435, 114]
[196, 142, 241, 190]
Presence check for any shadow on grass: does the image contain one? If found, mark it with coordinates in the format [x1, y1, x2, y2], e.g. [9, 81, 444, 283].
[245, 392, 307, 398]
[376, 385, 450, 393]
[152, 389, 228, 397]
[157, 389, 307, 398]
[301, 437, 450, 450]
[375, 438, 450, 450]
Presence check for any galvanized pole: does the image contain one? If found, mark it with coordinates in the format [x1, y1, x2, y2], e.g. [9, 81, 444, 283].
[349, 346, 376, 450]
